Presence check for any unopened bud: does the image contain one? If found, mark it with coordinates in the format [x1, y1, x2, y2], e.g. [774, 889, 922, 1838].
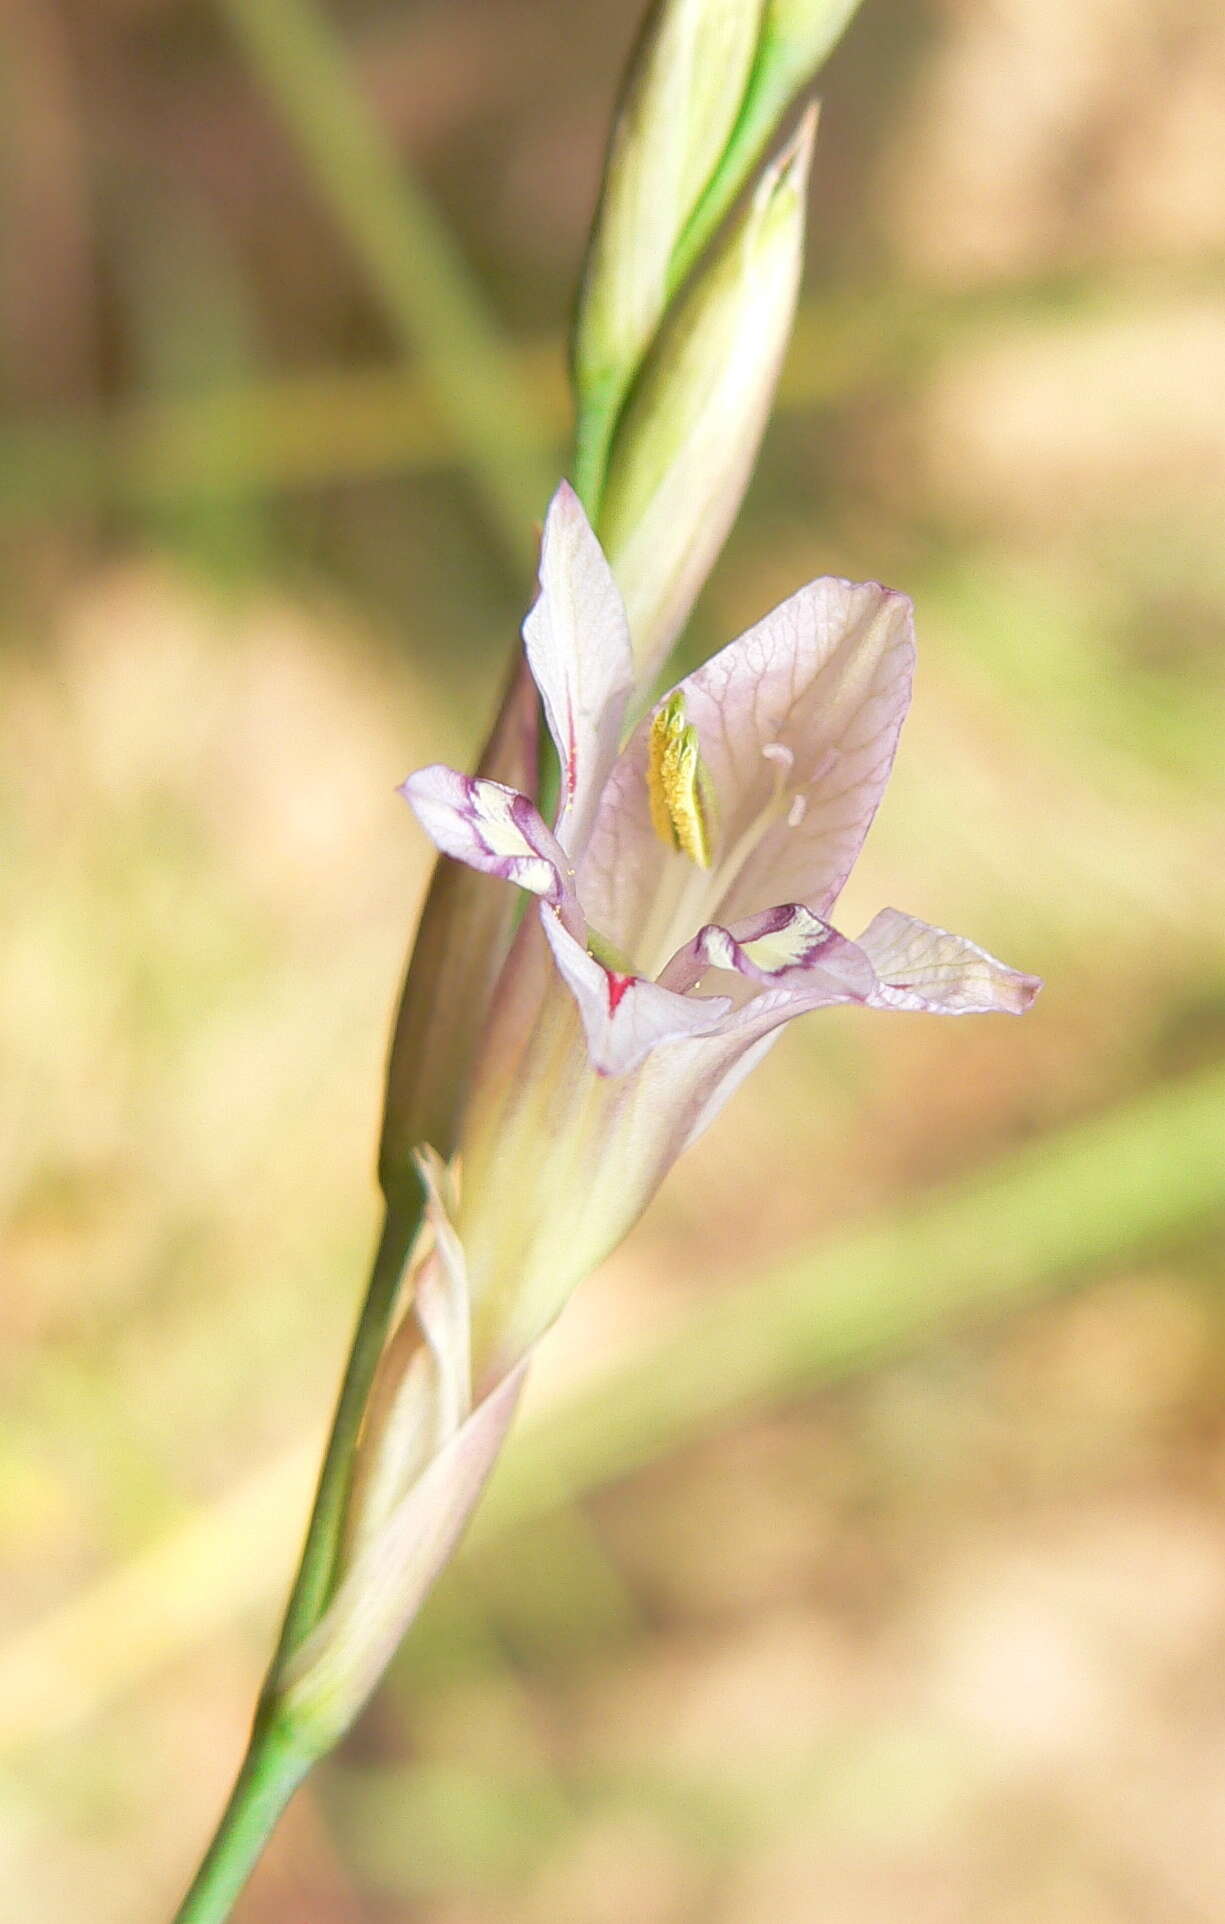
[764, 0, 863, 82]
[664, 0, 863, 296]
[573, 0, 765, 504]
[598, 108, 816, 679]
[378, 654, 538, 1208]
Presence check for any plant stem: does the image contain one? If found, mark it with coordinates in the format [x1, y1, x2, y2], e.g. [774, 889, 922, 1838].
[171, 1714, 312, 1924]
[170, 1199, 421, 1924]
[267, 1203, 422, 1671]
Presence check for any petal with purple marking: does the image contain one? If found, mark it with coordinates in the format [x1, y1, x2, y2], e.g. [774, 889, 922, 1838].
[401, 765, 575, 915]
[689, 903, 876, 999]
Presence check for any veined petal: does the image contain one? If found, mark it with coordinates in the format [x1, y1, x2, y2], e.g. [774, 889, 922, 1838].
[579, 578, 914, 972]
[540, 907, 732, 1078]
[857, 908, 1043, 1015]
[522, 481, 634, 856]
[401, 766, 580, 928]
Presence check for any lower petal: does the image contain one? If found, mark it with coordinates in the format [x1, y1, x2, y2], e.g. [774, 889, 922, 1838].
[856, 907, 1042, 1014]
[541, 907, 733, 1078]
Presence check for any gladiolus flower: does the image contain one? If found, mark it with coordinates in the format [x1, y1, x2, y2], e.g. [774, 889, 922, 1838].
[280, 481, 1038, 1736]
[407, 479, 1038, 1086]
[403, 480, 1040, 1371]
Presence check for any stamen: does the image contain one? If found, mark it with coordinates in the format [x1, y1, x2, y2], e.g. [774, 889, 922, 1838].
[632, 725, 805, 980]
[646, 692, 716, 869]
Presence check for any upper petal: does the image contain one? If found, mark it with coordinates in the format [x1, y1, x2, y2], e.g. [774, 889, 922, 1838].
[856, 908, 1043, 1014]
[522, 481, 634, 857]
[540, 906, 732, 1078]
[579, 578, 914, 971]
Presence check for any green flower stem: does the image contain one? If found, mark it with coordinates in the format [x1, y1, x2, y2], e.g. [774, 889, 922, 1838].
[170, 1716, 312, 1924]
[267, 1202, 421, 1669]
[571, 369, 623, 523]
[170, 1199, 422, 1924]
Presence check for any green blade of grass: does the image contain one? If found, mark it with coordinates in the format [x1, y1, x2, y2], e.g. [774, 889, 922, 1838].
[5, 268, 1218, 520]
[484, 1062, 1225, 1528]
[215, 0, 557, 566]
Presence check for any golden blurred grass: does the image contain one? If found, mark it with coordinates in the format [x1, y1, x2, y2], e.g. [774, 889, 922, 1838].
[2, 2, 1225, 1921]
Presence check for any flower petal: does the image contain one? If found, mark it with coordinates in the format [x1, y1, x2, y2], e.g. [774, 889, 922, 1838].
[663, 902, 878, 999]
[579, 578, 914, 972]
[401, 766, 579, 925]
[856, 908, 1043, 1014]
[455, 966, 793, 1374]
[540, 906, 732, 1078]
[522, 481, 634, 856]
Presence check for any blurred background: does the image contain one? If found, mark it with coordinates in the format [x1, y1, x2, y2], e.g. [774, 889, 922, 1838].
[3, 0, 1225, 1918]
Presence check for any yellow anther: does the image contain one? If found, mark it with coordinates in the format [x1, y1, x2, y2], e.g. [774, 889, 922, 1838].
[646, 692, 715, 869]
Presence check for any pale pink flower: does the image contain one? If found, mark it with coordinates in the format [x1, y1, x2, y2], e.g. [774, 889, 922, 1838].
[404, 479, 1039, 1375]
[407, 477, 1037, 1107]
[281, 481, 1038, 1729]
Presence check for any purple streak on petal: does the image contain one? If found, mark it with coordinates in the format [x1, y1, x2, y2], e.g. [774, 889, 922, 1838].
[522, 481, 634, 858]
[401, 765, 582, 931]
[710, 904, 876, 993]
[856, 908, 1043, 1015]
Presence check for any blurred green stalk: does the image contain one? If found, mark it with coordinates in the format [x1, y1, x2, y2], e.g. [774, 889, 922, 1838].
[487, 1061, 1225, 1515]
[215, 0, 555, 567]
[172, 1721, 313, 1924]
[3, 271, 1207, 522]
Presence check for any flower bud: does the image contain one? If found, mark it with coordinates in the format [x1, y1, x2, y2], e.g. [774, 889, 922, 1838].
[597, 107, 816, 679]
[662, 0, 863, 298]
[378, 654, 538, 1208]
[573, 0, 766, 503]
[764, 0, 863, 81]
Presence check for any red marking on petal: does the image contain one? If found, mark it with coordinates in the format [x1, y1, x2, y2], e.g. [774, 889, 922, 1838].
[605, 970, 635, 1015]
[565, 712, 578, 801]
